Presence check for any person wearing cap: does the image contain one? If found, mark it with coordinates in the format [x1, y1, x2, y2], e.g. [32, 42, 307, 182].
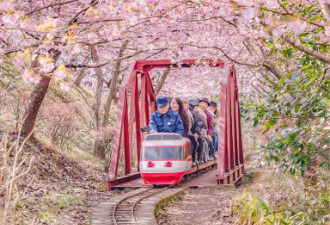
[199, 97, 214, 141]
[188, 99, 208, 163]
[149, 96, 184, 136]
[188, 99, 199, 112]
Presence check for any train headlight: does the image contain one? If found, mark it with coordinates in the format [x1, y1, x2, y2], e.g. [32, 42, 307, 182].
[147, 161, 155, 167]
[164, 161, 172, 167]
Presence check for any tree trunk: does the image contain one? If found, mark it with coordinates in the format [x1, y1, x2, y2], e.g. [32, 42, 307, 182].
[90, 46, 106, 159]
[73, 68, 86, 87]
[92, 75, 103, 130]
[92, 73, 105, 159]
[102, 40, 128, 126]
[22, 49, 61, 137]
[155, 68, 170, 96]
[22, 76, 51, 136]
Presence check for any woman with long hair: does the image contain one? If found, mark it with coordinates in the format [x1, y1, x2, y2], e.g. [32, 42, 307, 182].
[170, 98, 189, 137]
[170, 97, 199, 164]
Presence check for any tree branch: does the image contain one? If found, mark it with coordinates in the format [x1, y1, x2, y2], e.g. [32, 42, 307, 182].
[155, 68, 171, 96]
[65, 49, 148, 68]
[101, 40, 128, 126]
[260, 6, 324, 28]
[73, 86, 93, 109]
[277, 0, 291, 14]
[283, 35, 330, 64]
[26, 0, 78, 15]
[66, 0, 99, 26]
[77, 18, 123, 24]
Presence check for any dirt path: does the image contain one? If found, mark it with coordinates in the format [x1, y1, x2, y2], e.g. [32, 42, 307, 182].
[158, 150, 264, 225]
[158, 185, 239, 225]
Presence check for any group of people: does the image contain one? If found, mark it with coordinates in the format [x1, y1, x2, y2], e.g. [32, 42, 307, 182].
[149, 96, 219, 165]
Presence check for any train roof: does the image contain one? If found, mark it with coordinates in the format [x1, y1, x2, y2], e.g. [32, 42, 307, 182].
[142, 133, 190, 147]
[145, 133, 182, 141]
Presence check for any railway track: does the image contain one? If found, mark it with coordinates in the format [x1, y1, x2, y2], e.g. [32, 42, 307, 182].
[109, 163, 216, 225]
[110, 185, 177, 225]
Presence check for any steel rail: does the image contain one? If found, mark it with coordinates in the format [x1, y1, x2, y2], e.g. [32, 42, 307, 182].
[111, 162, 216, 224]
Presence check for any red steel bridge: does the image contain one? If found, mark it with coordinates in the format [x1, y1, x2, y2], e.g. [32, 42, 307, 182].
[108, 59, 244, 189]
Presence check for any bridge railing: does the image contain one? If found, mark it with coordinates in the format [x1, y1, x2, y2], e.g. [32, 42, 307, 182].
[108, 59, 244, 188]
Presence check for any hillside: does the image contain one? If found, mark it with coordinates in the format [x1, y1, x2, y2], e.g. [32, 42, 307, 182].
[0, 59, 120, 224]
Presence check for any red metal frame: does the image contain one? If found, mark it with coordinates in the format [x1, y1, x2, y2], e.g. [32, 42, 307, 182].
[108, 59, 244, 188]
[217, 66, 244, 184]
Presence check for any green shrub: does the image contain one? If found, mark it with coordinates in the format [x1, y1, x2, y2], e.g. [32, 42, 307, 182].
[232, 192, 305, 225]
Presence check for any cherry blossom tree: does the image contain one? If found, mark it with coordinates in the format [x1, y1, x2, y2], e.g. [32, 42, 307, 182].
[1, 0, 329, 160]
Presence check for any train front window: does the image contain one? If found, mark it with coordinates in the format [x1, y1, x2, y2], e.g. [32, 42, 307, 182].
[143, 146, 183, 160]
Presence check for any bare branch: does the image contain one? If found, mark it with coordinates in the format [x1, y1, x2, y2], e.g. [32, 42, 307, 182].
[155, 68, 171, 96]
[66, 0, 99, 26]
[188, 44, 261, 67]
[26, 0, 78, 15]
[277, 0, 291, 14]
[73, 86, 93, 109]
[102, 40, 129, 126]
[77, 18, 123, 24]
[65, 49, 149, 68]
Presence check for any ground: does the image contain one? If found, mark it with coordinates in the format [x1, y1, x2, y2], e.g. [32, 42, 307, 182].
[8, 138, 123, 225]
[157, 150, 266, 225]
[157, 186, 239, 225]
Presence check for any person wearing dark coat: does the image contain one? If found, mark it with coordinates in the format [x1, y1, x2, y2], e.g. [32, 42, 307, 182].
[199, 97, 214, 161]
[149, 96, 184, 136]
[189, 99, 206, 163]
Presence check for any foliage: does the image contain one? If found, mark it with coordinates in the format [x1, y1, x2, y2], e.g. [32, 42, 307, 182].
[251, 52, 329, 176]
[232, 192, 305, 225]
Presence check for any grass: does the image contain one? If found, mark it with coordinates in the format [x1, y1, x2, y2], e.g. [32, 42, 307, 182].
[14, 187, 86, 224]
[1, 57, 113, 225]
[232, 192, 305, 225]
[154, 188, 187, 219]
[231, 165, 329, 225]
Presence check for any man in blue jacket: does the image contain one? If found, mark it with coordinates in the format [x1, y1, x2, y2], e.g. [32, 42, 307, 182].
[149, 96, 184, 136]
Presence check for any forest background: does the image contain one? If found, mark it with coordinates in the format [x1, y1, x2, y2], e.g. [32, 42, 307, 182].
[0, 0, 329, 224]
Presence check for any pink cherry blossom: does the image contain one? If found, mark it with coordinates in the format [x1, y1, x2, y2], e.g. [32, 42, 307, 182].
[41, 63, 55, 73]
[219, 8, 230, 18]
[2, 13, 19, 25]
[288, 20, 307, 35]
[272, 26, 285, 37]
[241, 7, 256, 22]
[0, 0, 328, 98]
[325, 26, 330, 37]
[53, 68, 67, 81]
[60, 83, 72, 92]
[13, 57, 24, 69]
[0, 1, 16, 11]
[22, 69, 41, 84]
